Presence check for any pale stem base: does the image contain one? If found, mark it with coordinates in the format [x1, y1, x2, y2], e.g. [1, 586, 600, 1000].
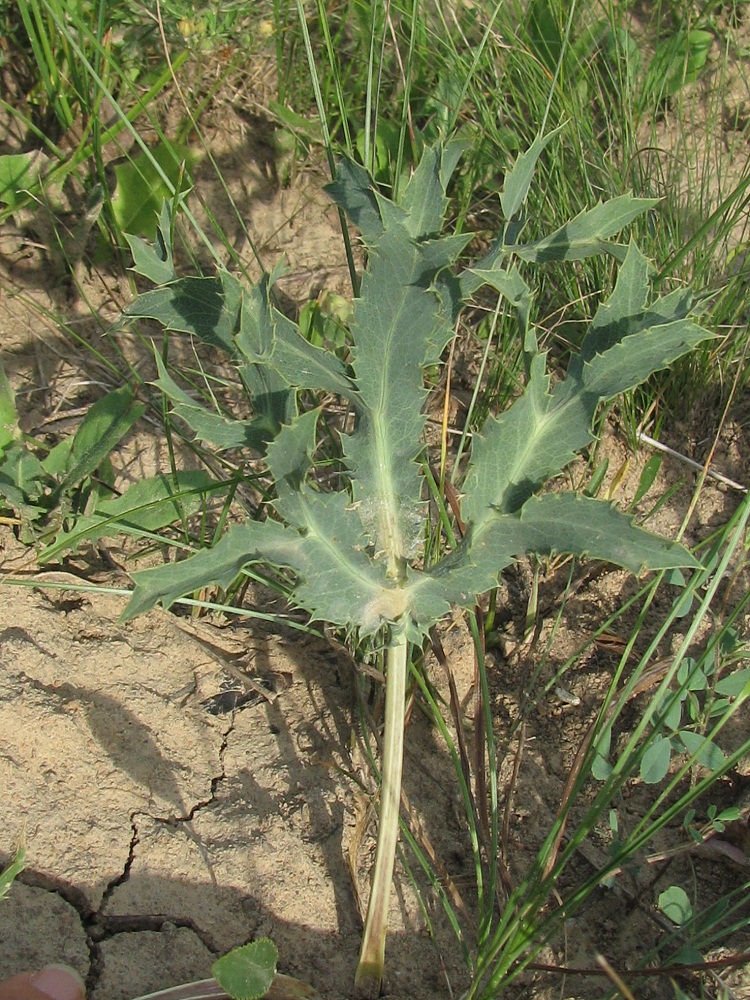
[355, 629, 409, 986]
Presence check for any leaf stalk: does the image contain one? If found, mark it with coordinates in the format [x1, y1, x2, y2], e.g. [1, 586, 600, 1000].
[355, 625, 409, 986]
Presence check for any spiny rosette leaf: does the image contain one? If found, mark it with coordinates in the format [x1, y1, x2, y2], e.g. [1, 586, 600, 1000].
[123, 256, 354, 436]
[122, 500, 404, 634]
[329, 143, 470, 571]
[566, 241, 713, 398]
[124, 408, 409, 634]
[343, 223, 470, 564]
[120, 133, 710, 643]
[460, 241, 716, 527]
[510, 194, 659, 263]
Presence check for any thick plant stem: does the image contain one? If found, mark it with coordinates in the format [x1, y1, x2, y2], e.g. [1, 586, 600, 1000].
[355, 627, 409, 987]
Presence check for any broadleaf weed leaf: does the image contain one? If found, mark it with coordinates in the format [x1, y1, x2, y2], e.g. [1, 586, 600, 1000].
[568, 242, 711, 396]
[151, 354, 274, 452]
[125, 276, 236, 348]
[40, 471, 220, 562]
[511, 193, 660, 262]
[211, 939, 278, 1000]
[57, 385, 145, 499]
[0, 844, 26, 902]
[0, 358, 19, 456]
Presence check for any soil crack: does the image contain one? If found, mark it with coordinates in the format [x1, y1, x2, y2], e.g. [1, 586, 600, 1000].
[83, 813, 141, 992]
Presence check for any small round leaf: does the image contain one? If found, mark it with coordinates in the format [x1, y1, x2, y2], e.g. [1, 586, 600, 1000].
[212, 940, 279, 1000]
[658, 885, 692, 926]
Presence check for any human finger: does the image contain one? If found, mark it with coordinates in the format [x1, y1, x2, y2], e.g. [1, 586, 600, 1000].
[0, 966, 85, 1000]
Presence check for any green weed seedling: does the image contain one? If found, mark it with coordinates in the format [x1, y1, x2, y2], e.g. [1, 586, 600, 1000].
[593, 626, 750, 787]
[0, 364, 215, 555]
[211, 940, 278, 1000]
[0, 372, 144, 543]
[0, 844, 26, 903]
[129, 939, 318, 1000]
[119, 132, 713, 986]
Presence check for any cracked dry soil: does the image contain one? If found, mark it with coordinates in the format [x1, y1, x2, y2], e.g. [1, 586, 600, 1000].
[0, 572, 468, 999]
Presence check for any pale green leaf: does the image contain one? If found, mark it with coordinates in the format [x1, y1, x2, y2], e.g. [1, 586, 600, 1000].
[112, 141, 197, 238]
[592, 727, 613, 780]
[461, 354, 594, 522]
[462, 244, 713, 527]
[231, 271, 350, 426]
[0, 845, 26, 901]
[122, 506, 398, 634]
[41, 437, 73, 478]
[515, 493, 698, 572]
[344, 219, 465, 563]
[567, 243, 715, 398]
[662, 694, 684, 732]
[671, 946, 705, 968]
[466, 265, 531, 309]
[403, 517, 520, 635]
[460, 237, 506, 297]
[581, 240, 651, 353]
[121, 406, 409, 631]
[124, 276, 238, 352]
[591, 754, 613, 780]
[658, 886, 692, 926]
[255, 296, 355, 400]
[0, 445, 47, 512]
[512, 194, 658, 262]
[647, 28, 713, 100]
[130, 268, 352, 403]
[715, 669, 750, 697]
[500, 124, 565, 222]
[57, 387, 145, 497]
[405, 489, 697, 635]
[324, 157, 385, 245]
[0, 358, 18, 456]
[153, 354, 272, 452]
[439, 136, 468, 192]
[0, 152, 46, 209]
[464, 264, 535, 354]
[401, 143, 452, 237]
[633, 454, 662, 506]
[264, 408, 320, 509]
[229, 279, 296, 432]
[678, 731, 726, 771]
[125, 201, 176, 284]
[641, 735, 672, 784]
[126, 269, 343, 435]
[122, 519, 296, 620]
[581, 316, 712, 402]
